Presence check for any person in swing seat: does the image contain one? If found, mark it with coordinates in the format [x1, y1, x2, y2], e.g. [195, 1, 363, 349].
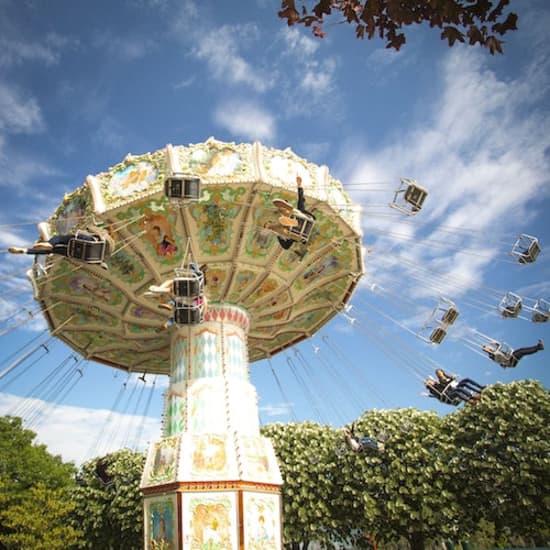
[9, 228, 113, 269]
[342, 423, 384, 453]
[265, 176, 316, 250]
[482, 339, 544, 368]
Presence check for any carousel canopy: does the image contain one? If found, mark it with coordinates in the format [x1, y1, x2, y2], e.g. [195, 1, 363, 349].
[29, 138, 364, 374]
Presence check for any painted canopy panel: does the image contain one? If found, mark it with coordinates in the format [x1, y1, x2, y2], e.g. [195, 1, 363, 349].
[31, 138, 364, 373]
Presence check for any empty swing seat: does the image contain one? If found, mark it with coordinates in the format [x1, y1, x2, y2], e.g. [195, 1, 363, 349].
[499, 292, 522, 318]
[429, 327, 447, 344]
[390, 178, 428, 215]
[512, 234, 541, 264]
[174, 303, 202, 325]
[531, 299, 549, 323]
[68, 234, 110, 263]
[164, 175, 201, 201]
[518, 240, 541, 264]
[532, 311, 549, 323]
[441, 307, 459, 325]
[501, 301, 522, 318]
[404, 184, 428, 212]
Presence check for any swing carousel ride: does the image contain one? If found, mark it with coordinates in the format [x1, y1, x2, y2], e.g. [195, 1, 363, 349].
[4, 137, 364, 549]
[1, 137, 547, 549]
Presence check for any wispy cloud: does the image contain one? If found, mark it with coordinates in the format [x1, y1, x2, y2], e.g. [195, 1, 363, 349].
[0, 392, 161, 465]
[0, 143, 62, 193]
[93, 33, 157, 61]
[0, 83, 43, 134]
[0, 33, 76, 67]
[259, 401, 293, 417]
[173, 76, 195, 90]
[278, 27, 339, 108]
[346, 46, 550, 300]
[92, 116, 129, 150]
[214, 100, 276, 141]
[191, 23, 273, 93]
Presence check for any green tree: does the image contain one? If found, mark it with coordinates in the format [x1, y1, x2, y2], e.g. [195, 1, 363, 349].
[345, 408, 461, 550]
[0, 416, 78, 549]
[445, 380, 550, 546]
[70, 448, 145, 550]
[0, 483, 81, 550]
[264, 410, 461, 549]
[278, 0, 518, 54]
[262, 421, 345, 549]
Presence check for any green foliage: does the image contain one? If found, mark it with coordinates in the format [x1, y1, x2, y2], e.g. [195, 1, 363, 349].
[349, 408, 460, 549]
[263, 380, 550, 549]
[262, 421, 344, 548]
[70, 448, 145, 550]
[0, 483, 81, 550]
[0, 416, 80, 549]
[444, 380, 550, 543]
[278, 0, 518, 54]
[0, 416, 76, 498]
[2, 380, 548, 549]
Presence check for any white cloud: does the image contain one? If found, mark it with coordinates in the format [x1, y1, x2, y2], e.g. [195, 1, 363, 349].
[346, 46, 550, 299]
[92, 116, 128, 150]
[367, 46, 403, 68]
[0, 83, 43, 134]
[0, 227, 28, 249]
[173, 76, 195, 89]
[259, 401, 293, 417]
[281, 27, 319, 59]
[301, 57, 336, 96]
[214, 100, 276, 141]
[0, 137, 61, 191]
[191, 24, 273, 93]
[279, 27, 338, 102]
[93, 33, 156, 61]
[0, 392, 161, 465]
[0, 33, 75, 67]
[297, 141, 330, 163]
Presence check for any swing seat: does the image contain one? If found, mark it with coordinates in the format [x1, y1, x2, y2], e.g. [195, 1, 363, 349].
[390, 178, 428, 215]
[285, 211, 315, 244]
[501, 305, 521, 318]
[68, 234, 110, 263]
[172, 275, 202, 298]
[512, 234, 541, 264]
[438, 382, 462, 406]
[174, 303, 203, 325]
[358, 437, 381, 452]
[172, 265, 204, 297]
[164, 175, 201, 201]
[499, 292, 522, 318]
[518, 240, 541, 264]
[531, 311, 549, 323]
[404, 183, 428, 211]
[441, 395, 461, 406]
[531, 299, 549, 323]
[489, 342, 516, 368]
[95, 459, 113, 487]
[429, 327, 447, 344]
[441, 307, 459, 325]
[496, 353, 516, 368]
[500, 302, 522, 318]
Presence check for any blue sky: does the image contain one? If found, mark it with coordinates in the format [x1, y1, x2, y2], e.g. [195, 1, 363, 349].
[0, 0, 549, 464]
